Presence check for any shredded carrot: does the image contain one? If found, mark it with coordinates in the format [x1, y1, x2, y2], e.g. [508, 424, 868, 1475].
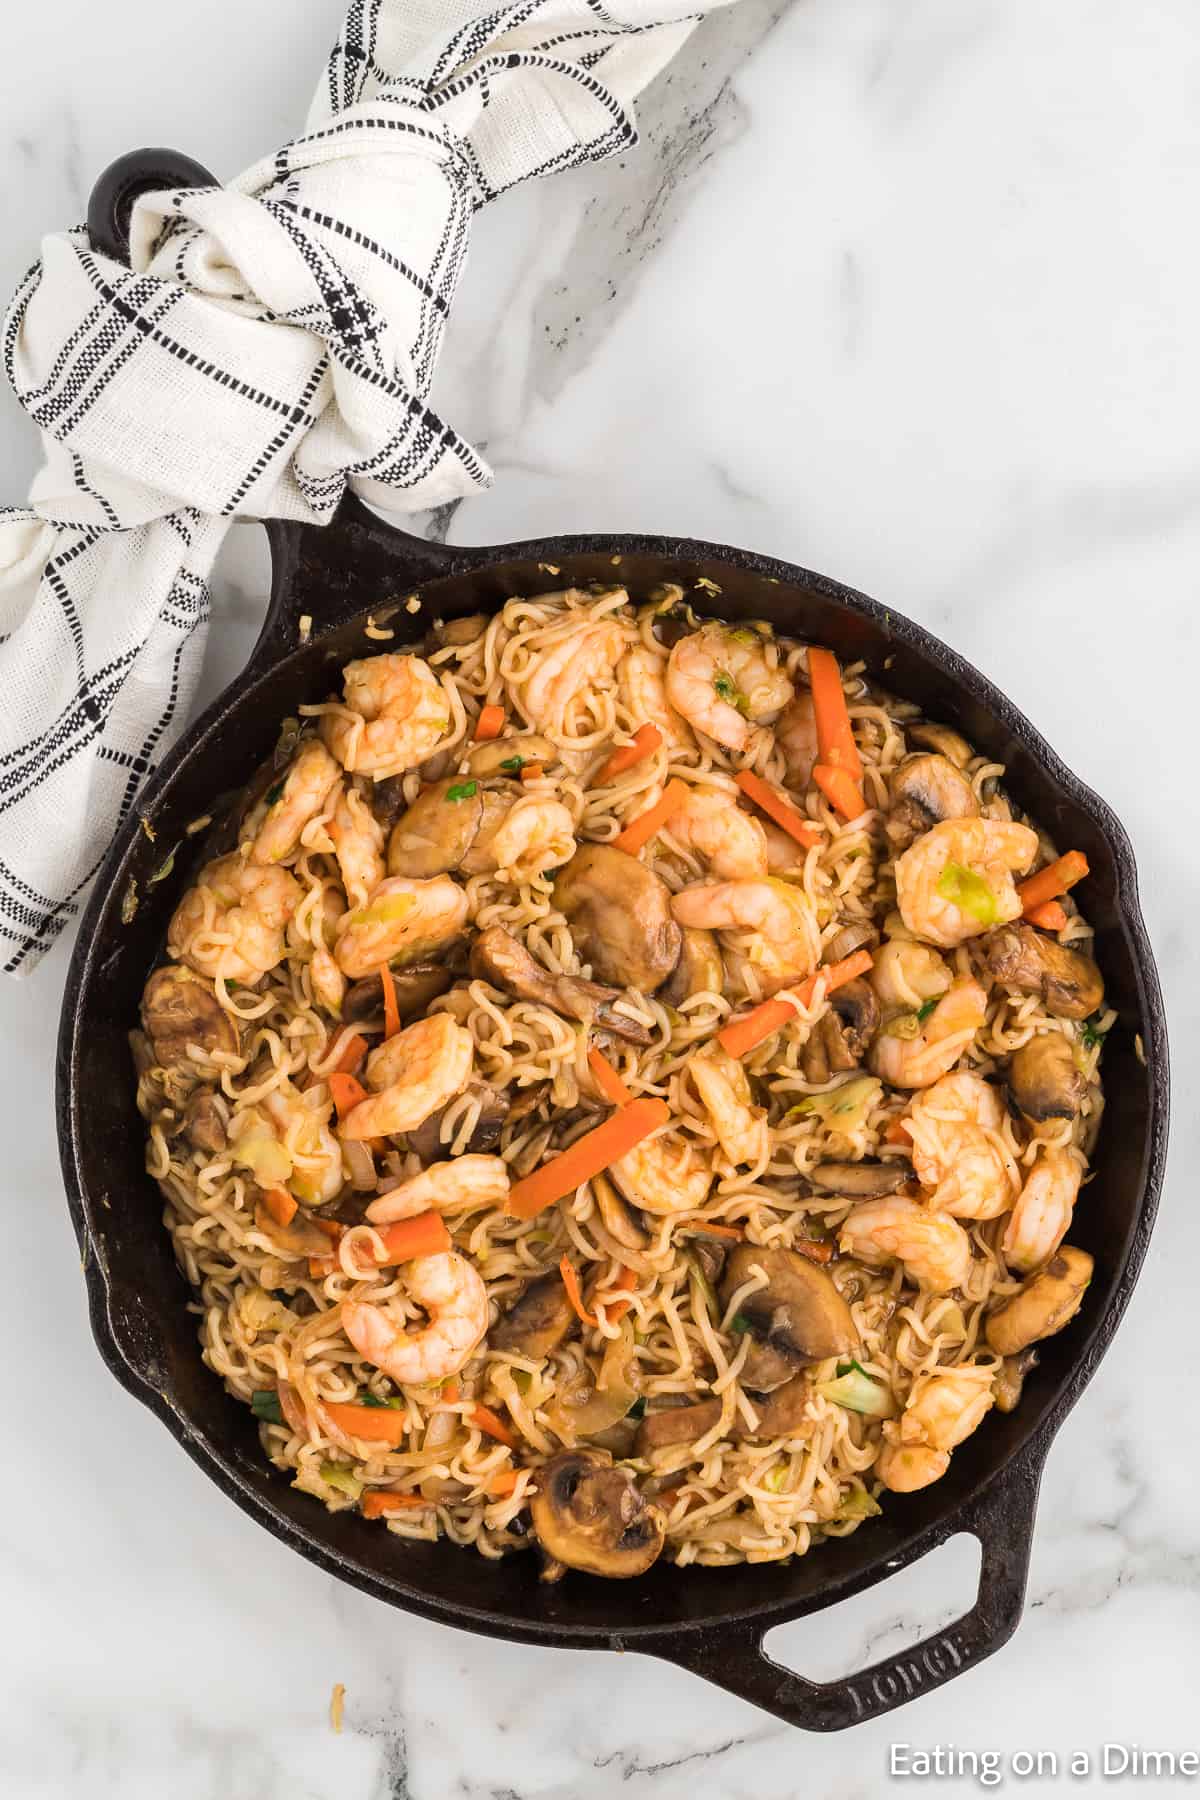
[440, 1382, 460, 1405]
[813, 761, 866, 821]
[471, 1404, 518, 1449]
[474, 704, 505, 742]
[312, 1218, 343, 1242]
[324, 1401, 409, 1447]
[733, 770, 821, 849]
[1018, 851, 1089, 916]
[594, 1263, 638, 1322]
[373, 1210, 451, 1266]
[263, 1187, 297, 1227]
[379, 962, 401, 1040]
[1027, 899, 1068, 933]
[560, 1256, 598, 1328]
[686, 1221, 743, 1241]
[309, 1256, 336, 1279]
[506, 1097, 670, 1219]
[884, 1117, 913, 1145]
[520, 762, 545, 783]
[718, 949, 874, 1059]
[807, 646, 863, 780]
[486, 1469, 522, 1499]
[363, 1489, 428, 1517]
[598, 723, 664, 784]
[329, 1071, 369, 1121]
[333, 1032, 368, 1075]
[794, 1238, 835, 1265]
[611, 778, 688, 856]
[587, 1044, 633, 1107]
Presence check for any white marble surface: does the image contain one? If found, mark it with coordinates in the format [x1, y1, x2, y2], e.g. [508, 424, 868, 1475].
[1, 1, 1196, 1795]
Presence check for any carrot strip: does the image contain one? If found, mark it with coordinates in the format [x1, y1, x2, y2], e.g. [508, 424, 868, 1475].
[263, 1187, 297, 1227]
[807, 646, 863, 779]
[329, 1071, 369, 1121]
[474, 704, 505, 742]
[611, 779, 688, 856]
[308, 1257, 336, 1279]
[1018, 851, 1089, 916]
[471, 1404, 518, 1450]
[506, 1097, 670, 1220]
[363, 1489, 429, 1517]
[374, 1210, 451, 1265]
[686, 1221, 743, 1241]
[733, 770, 821, 849]
[440, 1382, 460, 1405]
[312, 1217, 343, 1242]
[486, 1469, 522, 1499]
[520, 762, 545, 783]
[333, 1032, 368, 1075]
[587, 1044, 633, 1107]
[598, 723, 664, 785]
[794, 1238, 835, 1265]
[324, 1401, 409, 1447]
[813, 762, 866, 821]
[560, 1256, 598, 1328]
[1027, 899, 1068, 933]
[379, 962, 401, 1040]
[884, 1117, 913, 1145]
[594, 1263, 638, 1322]
[718, 949, 874, 1059]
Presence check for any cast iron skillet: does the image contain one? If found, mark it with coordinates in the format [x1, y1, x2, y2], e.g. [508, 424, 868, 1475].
[57, 151, 1169, 1732]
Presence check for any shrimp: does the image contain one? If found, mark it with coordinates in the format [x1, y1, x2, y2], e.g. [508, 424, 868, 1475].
[319, 654, 450, 777]
[904, 1070, 1021, 1219]
[342, 1251, 487, 1385]
[262, 1085, 343, 1204]
[483, 796, 576, 883]
[671, 878, 820, 997]
[519, 614, 626, 733]
[1003, 1145, 1084, 1273]
[775, 691, 819, 789]
[760, 817, 807, 877]
[610, 1131, 712, 1216]
[666, 787, 768, 880]
[899, 1364, 995, 1453]
[868, 977, 988, 1089]
[871, 938, 951, 1010]
[341, 1014, 474, 1142]
[838, 1196, 973, 1293]
[327, 781, 385, 909]
[689, 1043, 767, 1167]
[366, 1155, 510, 1224]
[617, 645, 693, 751]
[249, 739, 342, 866]
[665, 625, 793, 753]
[310, 947, 346, 1018]
[894, 817, 1038, 949]
[333, 874, 469, 979]
[169, 854, 301, 985]
[877, 1440, 950, 1492]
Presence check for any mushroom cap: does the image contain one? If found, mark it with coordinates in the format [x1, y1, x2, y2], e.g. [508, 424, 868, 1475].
[592, 1172, 650, 1251]
[471, 924, 652, 1044]
[661, 926, 723, 1008]
[491, 1271, 578, 1359]
[529, 1449, 666, 1579]
[406, 1080, 510, 1159]
[553, 844, 682, 991]
[141, 964, 240, 1069]
[722, 1245, 859, 1381]
[387, 777, 483, 879]
[984, 923, 1104, 1020]
[807, 1159, 913, 1198]
[465, 734, 556, 780]
[1007, 1034, 1087, 1122]
[888, 752, 979, 843]
[343, 963, 454, 1030]
[985, 1245, 1094, 1356]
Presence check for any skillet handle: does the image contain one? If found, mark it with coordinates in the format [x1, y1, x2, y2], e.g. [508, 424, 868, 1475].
[646, 1459, 1042, 1732]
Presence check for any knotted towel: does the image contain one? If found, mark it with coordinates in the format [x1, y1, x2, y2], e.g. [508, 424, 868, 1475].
[0, 0, 730, 971]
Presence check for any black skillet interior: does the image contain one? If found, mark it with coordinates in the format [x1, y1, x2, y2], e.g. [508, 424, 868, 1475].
[57, 492, 1169, 1730]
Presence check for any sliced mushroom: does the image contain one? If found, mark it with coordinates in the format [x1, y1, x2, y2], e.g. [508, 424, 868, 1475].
[368, 777, 410, 833]
[141, 965, 240, 1070]
[491, 1272, 578, 1359]
[984, 1246, 1094, 1356]
[993, 1347, 1039, 1413]
[553, 844, 681, 992]
[822, 920, 879, 966]
[1007, 1034, 1087, 1122]
[529, 1448, 665, 1580]
[424, 612, 489, 654]
[635, 1398, 721, 1455]
[181, 1087, 228, 1154]
[634, 1373, 812, 1455]
[908, 721, 974, 769]
[686, 1229, 729, 1289]
[387, 777, 484, 878]
[342, 962, 454, 1029]
[984, 923, 1104, 1020]
[470, 926, 652, 1045]
[661, 926, 724, 1008]
[888, 753, 979, 846]
[747, 1373, 813, 1437]
[466, 734, 556, 781]
[721, 1245, 858, 1390]
[406, 1080, 511, 1159]
[807, 1160, 912, 1198]
[253, 1196, 336, 1259]
[592, 1172, 649, 1251]
[799, 978, 880, 1084]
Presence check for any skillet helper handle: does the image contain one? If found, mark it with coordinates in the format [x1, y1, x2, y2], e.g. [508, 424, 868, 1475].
[87, 147, 217, 265]
[649, 1462, 1042, 1732]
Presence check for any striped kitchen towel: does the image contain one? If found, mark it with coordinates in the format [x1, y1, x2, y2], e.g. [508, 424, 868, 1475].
[0, 0, 730, 972]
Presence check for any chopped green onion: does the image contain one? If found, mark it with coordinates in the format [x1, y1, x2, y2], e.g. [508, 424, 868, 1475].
[264, 779, 285, 807]
[447, 781, 478, 802]
[320, 1461, 364, 1501]
[499, 756, 525, 774]
[816, 1365, 895, 1418]
[762, 1462, 789, 1494]
[148, 842, 181, 886]
[729, 1312, 752, 1335]
[936, 860, 999, 925]
[358, 1391, 406, 1409]
[251, 1389, 284, 1424]
[1081, 1014, 1109, 1050]
[713, 672, 749, 714]
[915, 997, 939, 1023]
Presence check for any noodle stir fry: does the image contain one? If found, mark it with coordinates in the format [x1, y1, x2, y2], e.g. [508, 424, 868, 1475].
[133, 586, 1108, 1580]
